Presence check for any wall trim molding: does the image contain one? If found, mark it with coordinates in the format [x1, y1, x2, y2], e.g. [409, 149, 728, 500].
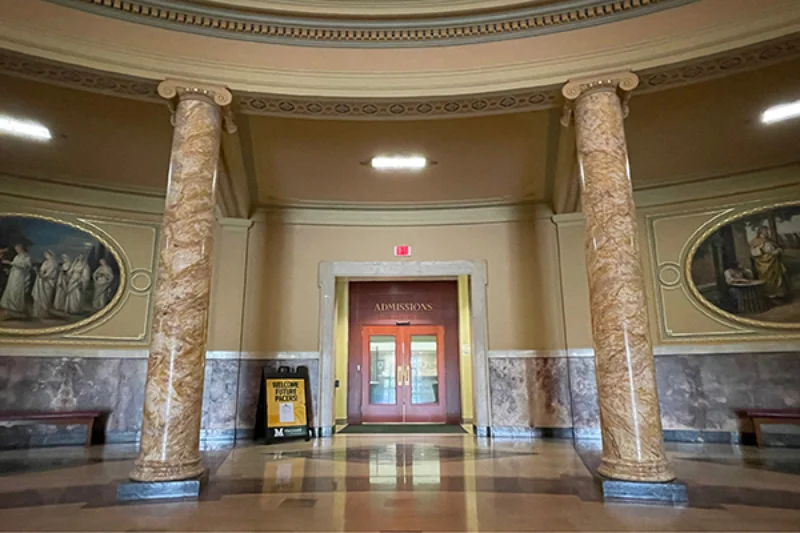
[207, 350, 320, 360]
[46, 0, 690, 49]
[253, 202, 554, 226]
[0, 34, 797, 117]
[488, 342, 800, 358]
[552, 163, 800, 228]
[0, 172, 165, 217]
[0, 347, 321, 359]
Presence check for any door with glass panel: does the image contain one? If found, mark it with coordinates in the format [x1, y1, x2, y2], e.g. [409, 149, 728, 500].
[360, 325, 446, 423]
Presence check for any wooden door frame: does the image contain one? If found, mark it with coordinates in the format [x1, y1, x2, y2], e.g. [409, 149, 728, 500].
[318, 260, 491, 437]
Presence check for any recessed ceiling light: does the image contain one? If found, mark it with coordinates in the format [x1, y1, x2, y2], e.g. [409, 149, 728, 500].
[761, 99, 800, 125]
[0, 114, 52, 141]
[370, 155, 428, 170]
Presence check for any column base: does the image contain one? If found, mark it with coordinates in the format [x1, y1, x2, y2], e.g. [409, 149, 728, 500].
[599, 478, 688, 504]
[598, 456, 676, 482]
[129, 457, 205, 482]
[117, 471, 208, 501]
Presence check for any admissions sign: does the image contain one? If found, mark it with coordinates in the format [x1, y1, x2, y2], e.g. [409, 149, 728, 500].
[256, 366, 313, 443]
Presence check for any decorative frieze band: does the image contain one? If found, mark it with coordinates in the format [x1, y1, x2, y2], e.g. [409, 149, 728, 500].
[46, 0, 690, 48]
[0, 34, 797, 120]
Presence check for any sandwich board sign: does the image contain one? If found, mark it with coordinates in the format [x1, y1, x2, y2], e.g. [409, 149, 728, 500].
[255, 365, 312, 443]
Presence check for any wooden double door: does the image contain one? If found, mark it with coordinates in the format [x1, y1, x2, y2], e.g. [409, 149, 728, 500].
[360, 325, 446, 423]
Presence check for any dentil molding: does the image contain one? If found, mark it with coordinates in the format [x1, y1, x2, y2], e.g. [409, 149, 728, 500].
[0, 35, 798, 120]
[46, 0, 690, 48]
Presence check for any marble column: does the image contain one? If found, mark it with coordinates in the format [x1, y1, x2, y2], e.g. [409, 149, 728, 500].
[129, 80, 232, 482]
[562, 73, 675, 482]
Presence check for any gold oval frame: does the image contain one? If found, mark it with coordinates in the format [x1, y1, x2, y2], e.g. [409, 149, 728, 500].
[683, 201, 800, 330]
[0, 213, 128, 336]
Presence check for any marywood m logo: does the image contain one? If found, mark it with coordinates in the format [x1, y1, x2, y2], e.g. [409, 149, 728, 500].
[274, 428, 284, 437]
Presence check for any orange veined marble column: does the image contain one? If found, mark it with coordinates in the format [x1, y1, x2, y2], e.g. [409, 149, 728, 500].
[562, 73, 675, 483]
[129, 81, 232, 482]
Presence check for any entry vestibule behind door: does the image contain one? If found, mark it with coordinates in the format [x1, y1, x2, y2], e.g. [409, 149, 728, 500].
[361, 325, 446, 423]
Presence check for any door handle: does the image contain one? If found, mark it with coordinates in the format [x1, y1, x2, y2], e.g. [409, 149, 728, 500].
[405, 365, 411, 386]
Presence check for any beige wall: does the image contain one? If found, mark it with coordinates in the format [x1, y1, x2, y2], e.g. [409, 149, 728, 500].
[216, 213, 565, 353]
[214, 164, 800, 356]
[554, 164, 800, 349]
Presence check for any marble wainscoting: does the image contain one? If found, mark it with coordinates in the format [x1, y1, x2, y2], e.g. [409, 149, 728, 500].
[488, 352, 572, 438]
[0, 352, 320, 449]
[569, 350, 800, 446]
[0, 356, 147, 447]
[489, 349, 800, 446]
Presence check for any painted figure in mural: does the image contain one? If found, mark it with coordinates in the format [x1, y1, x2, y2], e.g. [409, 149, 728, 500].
[92, 258, 115, 310]
[724, 262, 755, 285]
[32, 250, 59, 318]
[53, 254, 72, 312]
[0, 244, 32, 314]
[749, 226, 789, 299]
[65, 254, 91, 314]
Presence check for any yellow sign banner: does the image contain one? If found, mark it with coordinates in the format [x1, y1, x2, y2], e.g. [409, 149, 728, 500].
[266, 378, 307, 429]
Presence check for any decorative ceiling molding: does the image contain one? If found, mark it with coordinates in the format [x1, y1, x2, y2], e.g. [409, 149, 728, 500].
[45, 0, 691, 48]
[0, 34, 797, 120]
[203, 0, 544, 18]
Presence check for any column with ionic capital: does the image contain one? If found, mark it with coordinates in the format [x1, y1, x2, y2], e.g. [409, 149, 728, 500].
[129, 80, 232, 482]
[562, 72, 675, 483]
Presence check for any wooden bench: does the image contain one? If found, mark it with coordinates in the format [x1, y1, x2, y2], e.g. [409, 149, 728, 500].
[738, 408, 800, 447]
[0, 410, 102, 447]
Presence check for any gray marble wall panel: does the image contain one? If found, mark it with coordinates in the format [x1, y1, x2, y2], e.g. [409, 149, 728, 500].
[201, 359, 239, 436]
[494, 351, 800, 439]
[2, 350, 795, 448]
[0, 356, 145, 447]
[568, 351, 800, 438]
[489, 358, 532, 427]
[654, 355, 702, 430]
[489, 357, 572, 429]
[655, 352, 800, 434]
[567, 357, 600, 431]
[532, 358, 572, 428]
[0, 355, 321, 448]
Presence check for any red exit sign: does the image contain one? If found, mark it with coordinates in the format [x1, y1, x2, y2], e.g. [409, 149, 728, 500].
[394, 245, 411, 257]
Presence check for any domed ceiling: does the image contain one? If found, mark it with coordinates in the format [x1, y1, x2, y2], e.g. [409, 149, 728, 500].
[45, 0, 691, 47]
[4, 0, 798, 98]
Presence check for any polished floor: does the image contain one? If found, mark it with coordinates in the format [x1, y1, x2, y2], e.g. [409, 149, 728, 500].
[1, 435, 799, 531]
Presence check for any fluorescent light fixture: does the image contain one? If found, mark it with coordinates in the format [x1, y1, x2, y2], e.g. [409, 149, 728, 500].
[761, 99, 800, 125]
[370, 155, 427, 170]
[0, 115, 52, 141]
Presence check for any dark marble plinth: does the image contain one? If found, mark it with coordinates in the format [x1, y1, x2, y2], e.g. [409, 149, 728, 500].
[599, 478, 688, 504]
[314, 426, 334, 438]
[116, 472, 208, 501]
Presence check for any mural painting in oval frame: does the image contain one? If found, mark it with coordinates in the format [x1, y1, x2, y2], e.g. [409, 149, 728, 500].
[686, 202, 800, 329]
[0, 214, 126, 336]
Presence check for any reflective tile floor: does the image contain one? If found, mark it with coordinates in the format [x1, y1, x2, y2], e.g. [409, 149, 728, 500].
[1, 435, 800, 531]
